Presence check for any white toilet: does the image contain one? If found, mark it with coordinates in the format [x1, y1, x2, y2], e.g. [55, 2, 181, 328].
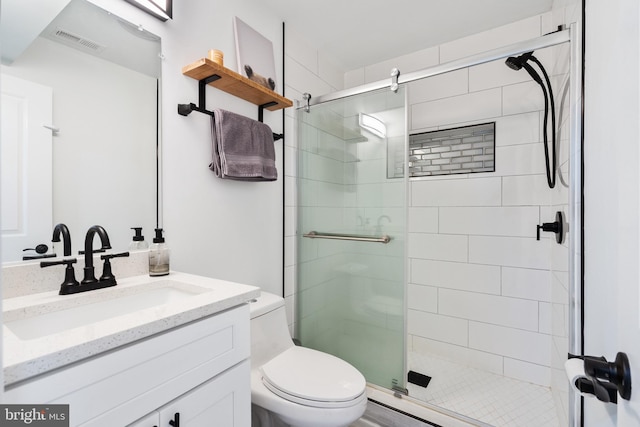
[249, 291, 368, 427]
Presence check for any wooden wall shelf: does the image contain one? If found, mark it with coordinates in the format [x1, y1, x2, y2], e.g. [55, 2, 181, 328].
[182, 58, 292, 111]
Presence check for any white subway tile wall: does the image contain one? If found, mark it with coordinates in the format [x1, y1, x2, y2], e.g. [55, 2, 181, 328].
[401, 14, 569, 411]
[411, 88, 502, 129]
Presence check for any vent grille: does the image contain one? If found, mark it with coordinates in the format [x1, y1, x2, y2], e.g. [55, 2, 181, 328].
[51, 28, 105, 53]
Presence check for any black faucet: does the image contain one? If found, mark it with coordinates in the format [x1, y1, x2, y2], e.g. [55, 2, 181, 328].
[40, 225, 129, 294]
[52, 223, 72, 256]
[82, 225, 112, 285]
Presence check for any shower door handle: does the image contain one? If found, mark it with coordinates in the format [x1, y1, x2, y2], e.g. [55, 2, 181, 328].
[303, 231, 391, 244]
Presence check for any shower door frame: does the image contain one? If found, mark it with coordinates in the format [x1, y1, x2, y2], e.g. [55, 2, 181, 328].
[294, 23, 582, 426]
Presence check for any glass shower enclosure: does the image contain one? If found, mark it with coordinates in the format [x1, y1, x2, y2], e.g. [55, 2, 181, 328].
[295, 87, 407, 391]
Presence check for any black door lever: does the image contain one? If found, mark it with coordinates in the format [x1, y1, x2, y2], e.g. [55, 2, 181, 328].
[536, 211, 564, 244]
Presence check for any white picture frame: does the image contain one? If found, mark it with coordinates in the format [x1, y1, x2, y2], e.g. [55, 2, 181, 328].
[233, 16, 277, 92]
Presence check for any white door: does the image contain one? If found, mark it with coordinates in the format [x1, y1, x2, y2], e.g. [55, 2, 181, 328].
[616, 3, 640, 423]
[1, 74, 53, 262]
[617, 261, 640, 425]
[583, 0, 640, 424]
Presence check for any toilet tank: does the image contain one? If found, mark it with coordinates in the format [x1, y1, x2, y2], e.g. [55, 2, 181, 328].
[249, 291, 295, 368]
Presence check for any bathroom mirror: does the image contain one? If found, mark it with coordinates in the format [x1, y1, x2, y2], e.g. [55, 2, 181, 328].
[1, 0, 161, 262]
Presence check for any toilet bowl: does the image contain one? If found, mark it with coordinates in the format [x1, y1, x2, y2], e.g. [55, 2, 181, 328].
[249, 291, 367, 427]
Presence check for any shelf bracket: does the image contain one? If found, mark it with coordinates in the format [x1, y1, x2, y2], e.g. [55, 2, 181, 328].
[178, 74, 283, 141]
[199, 74, 221, 109]
[258, 101, 278, 122]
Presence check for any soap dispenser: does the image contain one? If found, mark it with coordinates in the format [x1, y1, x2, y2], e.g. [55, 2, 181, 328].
[149, 228, 170, 276]
[129, 227, 149, 251]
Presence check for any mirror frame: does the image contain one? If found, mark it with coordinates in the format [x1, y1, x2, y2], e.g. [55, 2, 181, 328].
[124, 0, 172, 21]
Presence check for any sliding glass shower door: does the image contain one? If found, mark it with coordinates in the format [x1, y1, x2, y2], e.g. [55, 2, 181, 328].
[296, 87, 407, 391]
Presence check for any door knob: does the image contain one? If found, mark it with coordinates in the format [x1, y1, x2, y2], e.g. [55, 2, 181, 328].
[536, 211, 564, 244]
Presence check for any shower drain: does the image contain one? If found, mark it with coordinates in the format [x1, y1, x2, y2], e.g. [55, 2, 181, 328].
[408, 370, 432, 388]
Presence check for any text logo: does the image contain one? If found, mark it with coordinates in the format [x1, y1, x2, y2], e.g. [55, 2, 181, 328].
[1, 405, 69, 426]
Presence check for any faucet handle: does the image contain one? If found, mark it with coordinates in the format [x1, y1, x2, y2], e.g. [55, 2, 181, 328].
[41, 258, 81, 295]
[101, 251, 131, 260]
[99, 252, 130, 283]
[78, 248, 108, 255]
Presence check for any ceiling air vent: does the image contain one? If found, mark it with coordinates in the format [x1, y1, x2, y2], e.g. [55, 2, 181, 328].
[50, 28, 106, 53]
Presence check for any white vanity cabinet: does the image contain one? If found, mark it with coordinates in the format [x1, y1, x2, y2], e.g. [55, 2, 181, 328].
[5, 304, 251, 427]
[128, 360, 249, 427]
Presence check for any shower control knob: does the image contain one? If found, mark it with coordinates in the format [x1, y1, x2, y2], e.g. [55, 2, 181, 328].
[536, 211, 564, 244]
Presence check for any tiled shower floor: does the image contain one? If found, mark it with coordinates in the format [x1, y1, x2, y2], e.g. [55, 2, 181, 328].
[406, 351, 560, 427]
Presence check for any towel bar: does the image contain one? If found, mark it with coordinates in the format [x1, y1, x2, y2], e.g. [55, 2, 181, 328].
[178, 102, 283, 141]
[303, 231, 391, 244]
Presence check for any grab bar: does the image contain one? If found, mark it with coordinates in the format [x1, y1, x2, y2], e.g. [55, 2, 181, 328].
[303, 231, 391, 244]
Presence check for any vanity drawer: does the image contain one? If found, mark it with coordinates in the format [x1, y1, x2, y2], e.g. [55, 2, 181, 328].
[5, 304, 250, 426]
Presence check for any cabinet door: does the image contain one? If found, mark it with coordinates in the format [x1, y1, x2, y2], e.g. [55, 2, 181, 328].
[127, 412, 159, 427]
[159, 360, 250, 427]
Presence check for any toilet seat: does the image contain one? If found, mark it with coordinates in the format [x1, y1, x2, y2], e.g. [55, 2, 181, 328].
[259, 346, 366, 409]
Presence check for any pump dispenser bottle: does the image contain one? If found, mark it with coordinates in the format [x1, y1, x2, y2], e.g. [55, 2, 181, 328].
[129, 227, 149, 251]
[149, 228, 170, 276]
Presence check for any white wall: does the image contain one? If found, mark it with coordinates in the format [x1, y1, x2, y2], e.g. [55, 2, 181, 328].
[160, 1, 283, 295]
[583, 0, 639, 425]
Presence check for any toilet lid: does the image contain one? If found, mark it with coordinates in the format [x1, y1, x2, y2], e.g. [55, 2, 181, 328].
[260, 346, 366, 408]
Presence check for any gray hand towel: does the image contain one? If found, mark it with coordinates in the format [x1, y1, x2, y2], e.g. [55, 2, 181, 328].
[210, 109, 277, 181]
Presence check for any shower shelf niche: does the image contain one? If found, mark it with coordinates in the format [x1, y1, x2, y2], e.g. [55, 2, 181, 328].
[304, 110, 367, 143]
[181, 58, 293, 112]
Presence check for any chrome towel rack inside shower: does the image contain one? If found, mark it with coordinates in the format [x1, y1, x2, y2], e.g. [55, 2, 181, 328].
[303, 231, 391, 244]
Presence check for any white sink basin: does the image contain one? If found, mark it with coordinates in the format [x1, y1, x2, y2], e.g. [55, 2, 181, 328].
[4, 280, 207, 340]
[3, 271, 261, 386]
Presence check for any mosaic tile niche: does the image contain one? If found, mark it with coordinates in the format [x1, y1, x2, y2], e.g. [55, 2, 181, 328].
[403, 122, 495, 178]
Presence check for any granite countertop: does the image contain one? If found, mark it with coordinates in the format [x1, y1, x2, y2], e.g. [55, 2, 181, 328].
[3, 271, 260, 385]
